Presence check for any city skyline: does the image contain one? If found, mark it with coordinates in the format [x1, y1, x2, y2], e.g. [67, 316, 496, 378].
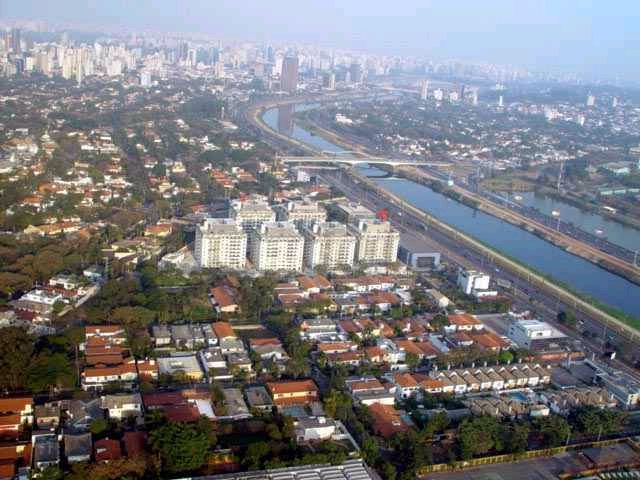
[2, 0, 640, 82]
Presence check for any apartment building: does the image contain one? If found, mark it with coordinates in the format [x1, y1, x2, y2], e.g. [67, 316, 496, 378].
[194, 218, 247, 269]
[229, 196, 276, 234]
[277, 200, 327, 229]
[303, 222, 356, 270]
[349, 220, 399, 264]
[250, 222, 304, 272]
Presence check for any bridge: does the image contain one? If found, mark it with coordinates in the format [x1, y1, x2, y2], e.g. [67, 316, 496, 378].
[277, 155, 450, 168]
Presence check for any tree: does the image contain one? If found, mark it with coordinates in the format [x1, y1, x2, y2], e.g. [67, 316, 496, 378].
[405, 352, 420, 370]
[457, 416, 505, 460]
[0, 327, 34, 391]
[535, 415, 571, 447]
[571, 406, 627, 437]
[243, 441, 271, 470]
[149, 420, 214, 474]
[557, 310, 577, 328]
[111, 306, 156, 328]
[506, 421, 530, 454]
[26, 352, 75, 392]
[498, 350, 514, 364]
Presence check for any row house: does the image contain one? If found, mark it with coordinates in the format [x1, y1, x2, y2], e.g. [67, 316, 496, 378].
[267, 380, 319, 408]
[0, 398, 33, 440]
[431, 364, 551, 395]
[346, 376, 396, 406]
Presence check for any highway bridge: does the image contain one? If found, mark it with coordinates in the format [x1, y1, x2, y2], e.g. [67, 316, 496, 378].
[277, 155, 450, 168]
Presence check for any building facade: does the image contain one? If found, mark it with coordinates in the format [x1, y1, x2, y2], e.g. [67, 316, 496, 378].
[349, 220, 399, 264]
[303, 222, 356, 269]
[194, 218, 247, 269]
[250, 222, 304, 272]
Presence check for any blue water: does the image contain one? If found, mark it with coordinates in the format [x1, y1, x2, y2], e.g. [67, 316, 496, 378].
[262, 104, 640, 319]
[377, 177, 640, 318]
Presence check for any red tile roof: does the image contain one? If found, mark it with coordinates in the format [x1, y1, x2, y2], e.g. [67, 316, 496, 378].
[0, 398, 31, 415]
[95, 439, 122, 462]
[448, 313, 482, 326]
[212, 322, 236, 339]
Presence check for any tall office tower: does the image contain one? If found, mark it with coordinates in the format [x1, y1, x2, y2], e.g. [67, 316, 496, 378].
[178, 41, 189, 62]
[612, 97, 619, 108]
[194, 218, 248, 269]
[419, 79, 429, 101]
[472, 90, 479, 106]
[587, 94, 596, 107]
[459, 84, 466, 100]
[250, 222, 304, 272]
[281, 55, 299, 94]
[303, 222, 356, 270]
[323, 72, 336, 90]
[187, 48, 197, 67]
[10, 28, 21, 54]
[349, 220, 400, 264]
[498, 95, 504, 108]
[350, 62, 363, 84]
[276, 200, 327, 230]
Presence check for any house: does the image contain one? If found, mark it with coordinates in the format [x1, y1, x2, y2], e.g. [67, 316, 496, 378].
[0, 442, 31, 479]
[326, 351, 363, 367]
[101, 393, 143, 421]
[221, 389, 251, 420]
[95, 438, 122, 462]
[84, 325, 126, 345]
[345, 376, 395, 406]
[445, 313, 484, 333]
[368, 404, 412, 439]
[267, 380, 319, 407]
[32, 434, 59, 470]
[393, 373, 421, 399]
[249, 338, 289, 361]
[152, 325, 172, 347]
[123, 432, 147, 458]
[213, 322, 237, 341]
[244, 386, 273, 411]
[64, 433, 92, 463]
[0, 398, 33, 439]
[294, 417, 337, 443]
[60, 399, 103, 432]
[157, 354, 204, 381]
[81, 362, 138, 391]
[210, 286, 240, 313]
[299, 317, 338, 340]
[136, 359, 159, 381]
[35, 404, 60, 430]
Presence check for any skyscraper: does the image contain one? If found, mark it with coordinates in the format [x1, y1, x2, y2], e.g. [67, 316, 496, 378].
[350, 63, 363, 84]
[419, 79, 429, 101]
[10, 28, 21, 54]
[281, 56, 299, 94]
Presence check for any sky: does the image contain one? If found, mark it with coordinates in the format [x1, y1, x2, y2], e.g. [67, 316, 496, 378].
[3, 0, 640, 80]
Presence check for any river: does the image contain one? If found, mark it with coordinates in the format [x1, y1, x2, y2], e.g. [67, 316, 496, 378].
[262, 104, 640, 318]
[511, 191, 640, 253]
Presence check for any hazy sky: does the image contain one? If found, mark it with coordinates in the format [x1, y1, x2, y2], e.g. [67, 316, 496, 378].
[4, 0, 640, 79]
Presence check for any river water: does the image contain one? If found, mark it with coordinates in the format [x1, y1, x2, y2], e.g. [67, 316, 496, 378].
[262, 105, 640, 318]
[512, 191, 640, 253]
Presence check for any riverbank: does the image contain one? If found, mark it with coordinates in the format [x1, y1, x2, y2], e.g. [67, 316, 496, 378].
[299, 112, 640, 287]
[252, 97, 640, 332]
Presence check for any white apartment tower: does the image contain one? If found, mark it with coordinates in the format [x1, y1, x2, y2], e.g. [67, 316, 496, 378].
[277, 200, 327, 230]
[349, 220, 400, 264]
[303, 222, 356, 270]
[230, 197, 276, 234]
[250, 222, 304, 272]
[194, 218, 247, 269]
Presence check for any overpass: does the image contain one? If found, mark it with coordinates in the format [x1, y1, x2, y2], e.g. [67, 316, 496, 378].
[278, 155, 450, 168]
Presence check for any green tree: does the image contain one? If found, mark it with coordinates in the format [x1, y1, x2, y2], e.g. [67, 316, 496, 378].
[149, 420, 214, 474]
[243, 441, 271, 470]
[535, 415, 571, 447]
[0, 326, 34, 390]
[405, 352, 420, 370]
[457, 416, 505, 460]
[506, 421, 530, 454]
[571, 406, 627, 436]
[557, 310, 577, 328]
[26, 352, 75, 392]
[498, 350, 514, 364]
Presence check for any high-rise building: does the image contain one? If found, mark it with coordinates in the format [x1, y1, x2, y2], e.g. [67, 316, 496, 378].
[350, 63, 363, 84]
[349, 220, 400, 264]
[587, 94, 596, 107]
[230, 196, 276, 234]
[419, 79, 429, 101]
[498, 95, 504, 108]
[323, 72, 336, 90]
[10, 28, 21, 54]
[612, 97, 618, 108]
[194, 218, 247, 269]
[281, 55, 299, 94]
[303, 222, 356, 270]
[276, 200, 326, 230]
[251, 222, 304, 272]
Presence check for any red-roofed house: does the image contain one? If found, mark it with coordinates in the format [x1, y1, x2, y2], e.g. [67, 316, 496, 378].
[369, 403, 412, 438]
[0, 398, 33, 439]
[210, 286, 240, 313]
[267, 380, 319, 407]
[94, 439, 122, 462]
[446, 313, 484, 332]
